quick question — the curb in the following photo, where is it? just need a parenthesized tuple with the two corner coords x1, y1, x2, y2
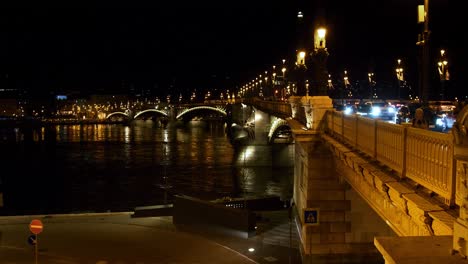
(0, 211, 133, 220)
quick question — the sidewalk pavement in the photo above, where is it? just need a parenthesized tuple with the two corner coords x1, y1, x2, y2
(0, 210, 302, 264)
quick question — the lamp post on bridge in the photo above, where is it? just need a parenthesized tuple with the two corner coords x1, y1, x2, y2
(281, 60, 287, 101)
(437, 49, 449, 101)
(293, 50, 308, 96)
(416, 0, 430, 106)
(298, 25, 333, 130)
(395, 59, 404, 101)
(310, 27, 329, 96)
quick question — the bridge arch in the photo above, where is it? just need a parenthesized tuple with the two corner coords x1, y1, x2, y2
(133, 109, 169, 119)
(268, 118, 293, 144)
(106, 112, 130, 119)
(176, 106, 227, 120)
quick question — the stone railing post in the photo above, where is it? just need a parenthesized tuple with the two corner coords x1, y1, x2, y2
(288, 96, 303, 123)
(288, 95, 333, 131)
(302, 96, 333, 131)
(452, 105, 468, 257)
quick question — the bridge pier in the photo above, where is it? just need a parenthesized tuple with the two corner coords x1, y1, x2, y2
(292, 129, 394, 263)
(289, 96, 401, 263)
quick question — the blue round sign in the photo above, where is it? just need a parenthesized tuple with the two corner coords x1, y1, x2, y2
(28, 234, 37, 246)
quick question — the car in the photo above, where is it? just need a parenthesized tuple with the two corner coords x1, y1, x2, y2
(356, 103, 372, 116)
(397, 102, 454, 130)
(396, 105, 411, 124)
(358, 101, 396, 120)
(335, 104, 357, 115)
(433, 106, 456, 132)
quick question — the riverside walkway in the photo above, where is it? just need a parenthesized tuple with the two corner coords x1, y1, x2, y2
(0, 210, 301, 264)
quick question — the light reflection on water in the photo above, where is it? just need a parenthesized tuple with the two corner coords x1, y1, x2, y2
(0, 120, 294, 215)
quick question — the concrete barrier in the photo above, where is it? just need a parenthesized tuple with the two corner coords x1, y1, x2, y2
(132, 204, 173, 218)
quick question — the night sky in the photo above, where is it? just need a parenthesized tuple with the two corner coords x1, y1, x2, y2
(1, 1, 464, 99)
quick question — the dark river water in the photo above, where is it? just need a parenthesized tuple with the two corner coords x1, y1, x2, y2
(0, 120, 294, 216)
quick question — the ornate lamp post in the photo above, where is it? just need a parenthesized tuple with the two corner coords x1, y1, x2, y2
(281, 66, 287, 100)
(343, 70, 351, 103)
(416, 0, 430, 105)
(327, 74, 333, 91)
(437, 49, 449, 100)
(368, 72, 376, 99)
(294, 50, 308, 96)
(395, 59, 404, 100)
(311, 27, 329, 96)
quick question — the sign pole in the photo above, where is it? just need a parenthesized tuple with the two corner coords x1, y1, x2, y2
(303, 208, 319, 264)
(309, 227, 312, 264)
(29, 219, 43, 264)
(35, 234, 38, 264)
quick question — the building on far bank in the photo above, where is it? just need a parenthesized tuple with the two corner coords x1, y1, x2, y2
(0, 99, 18, 117)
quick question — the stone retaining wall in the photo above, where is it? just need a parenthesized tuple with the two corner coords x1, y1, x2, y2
(323, 134, 455, 237)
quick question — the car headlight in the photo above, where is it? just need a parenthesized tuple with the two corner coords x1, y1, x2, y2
(371, 106, 381, 116)
(344, 107, 352, 115)
(436, 118, 444, 126)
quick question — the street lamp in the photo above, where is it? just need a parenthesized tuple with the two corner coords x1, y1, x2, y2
(311, 27, 329, 96)
(315, 28, 326, 49)
(327, 74, 333, 90)
(297, 51, 306, 65)
(281, 67, 287, 100)
(343, 70, 351, 101)
(259, 79, 263, 98)
(437, 49, 449, 100)
(395, 59, 404, 100)
(368, 72, 376, 99)
(416, 0, 430, 106)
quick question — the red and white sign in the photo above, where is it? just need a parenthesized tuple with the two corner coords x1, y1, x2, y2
(29, 219, 43, 235)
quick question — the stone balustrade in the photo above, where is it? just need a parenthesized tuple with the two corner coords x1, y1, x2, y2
(326, 110, 456, 206)
(244, 98, 292, 118)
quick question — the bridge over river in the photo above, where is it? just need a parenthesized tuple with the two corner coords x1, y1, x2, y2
(102, 102, 228, 122)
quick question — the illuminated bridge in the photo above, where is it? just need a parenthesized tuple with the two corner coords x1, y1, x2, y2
(102, 103, 228, 122)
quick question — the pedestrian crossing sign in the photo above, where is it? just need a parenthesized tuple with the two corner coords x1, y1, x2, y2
(303, 208, 319, 226)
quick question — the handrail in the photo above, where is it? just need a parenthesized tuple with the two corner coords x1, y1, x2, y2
(326, 110, 455, 206)
(243, 98, 292, 118)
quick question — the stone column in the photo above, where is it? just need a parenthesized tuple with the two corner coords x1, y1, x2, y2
(288, 96, 306, 125)
(302, 96, 333, 130)
(288, 94, 341, 262)
(452, 105, 468, 258)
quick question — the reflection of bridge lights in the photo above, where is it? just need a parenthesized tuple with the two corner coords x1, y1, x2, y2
(124, 126, 130, 143)
(240, 146, 255, 162)
(163, 130, 169, 143)
(254, 112, 262, 122)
